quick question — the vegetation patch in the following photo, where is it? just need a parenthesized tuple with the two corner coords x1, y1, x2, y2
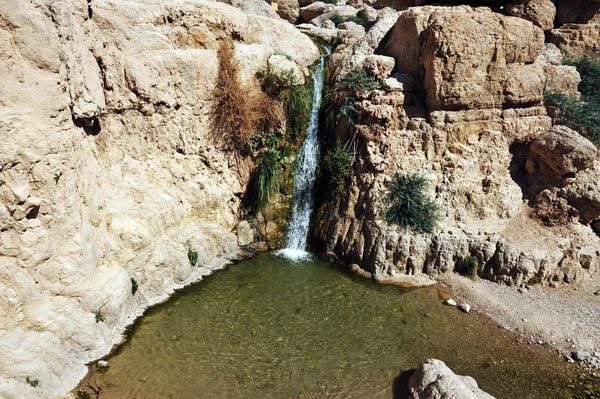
(26, 377, 40, 388)
(188, 249, 198, 266)
(323, 141, 354, 195)
(95, 308, 104, 323)
(330, 13, 364, 26)
(463, 255, 479, 279)
(130, 277, 138, 295)
(326, 69, 380, 128)
(254, 150, 282, 211)
(544, 56, 600, 145)
(385, 173, 439, 233)
(76, 391, 91, 399)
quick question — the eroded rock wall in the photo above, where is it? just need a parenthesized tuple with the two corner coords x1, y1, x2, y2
(314, 6, 600, 289)
(0, 0, 318, 397)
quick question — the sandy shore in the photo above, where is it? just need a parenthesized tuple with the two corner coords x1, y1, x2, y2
(442, 273, 600, 370)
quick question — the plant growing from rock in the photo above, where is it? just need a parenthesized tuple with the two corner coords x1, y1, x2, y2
(323, 141, 353, 194)
(330, 13, 364, 26)
(464, 255, 479, 279)
(385, 173, 439, 233)
(544, 56, 600, 145)
(77, 391, 91, 399)
(130, 277, 138, 295)
(26, 377, 40, 387)
(188, 249, 198, 266)
(95, 308, 104, 323)
(254, 149, 282, 211)
(326, 69, 380, 126)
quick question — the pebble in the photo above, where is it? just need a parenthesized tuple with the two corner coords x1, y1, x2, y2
(97, 360, 108, 368)
(458, 303, 471, 313)
(444, 298, 457, 306)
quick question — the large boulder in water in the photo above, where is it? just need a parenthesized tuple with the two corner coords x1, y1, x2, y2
(409, 359, 496, 399)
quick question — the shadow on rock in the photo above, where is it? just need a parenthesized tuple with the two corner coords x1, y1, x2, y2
(392, 368, 416, 399)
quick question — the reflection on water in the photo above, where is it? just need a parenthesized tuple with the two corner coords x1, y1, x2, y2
(87, 254, 591, 399)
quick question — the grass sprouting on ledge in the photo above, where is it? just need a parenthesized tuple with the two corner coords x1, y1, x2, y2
(323, 141, 354, 195)
(544, 56, 600, 146)
(385, 173, 439, 234)
(256, 67, 313, 140)
(325, 69, 380, 128)
(254, 149, 282, 211)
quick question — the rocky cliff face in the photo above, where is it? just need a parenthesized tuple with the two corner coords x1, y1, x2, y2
(313, 5, 600, 288)
(0, 0, 318, 397)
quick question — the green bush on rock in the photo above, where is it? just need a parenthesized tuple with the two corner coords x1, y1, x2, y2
(545, 56, 600, 145)
(385, 174, 439, 233)
(254, 150, 282, 211)
(323, 142, 353, 194)
(188, 249, 198, 266)
(464, 255, 479, 279)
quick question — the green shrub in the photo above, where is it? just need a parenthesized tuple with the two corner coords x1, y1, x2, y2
(545, 56, 600, 145)
(330, 13, 364, 26)
(26, 377, 40, 388)
(77, 391, 91, 399)
(544, 91, 600, 145)
(323, 142, 353, 194)
(130, 277, 138, 295)
(256, 67, 313, 138)
(327, 69, 380, 125)
(385, 173, 439, 233)
(95, 308, 104, 323)
(565, 56, 600, 100)
(321, 0, 338, 4)
(188, 249, 198, 266)
(254, 150, 281, 210)
(464, 255, 479, 279)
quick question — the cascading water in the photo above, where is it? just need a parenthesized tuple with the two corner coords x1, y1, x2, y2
(277, 48, 329, 261)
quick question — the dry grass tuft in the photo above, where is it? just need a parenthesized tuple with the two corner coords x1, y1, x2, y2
(210, 41, 283, 151)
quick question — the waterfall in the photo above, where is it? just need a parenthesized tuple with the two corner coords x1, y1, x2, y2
(277, 48, 329, 261)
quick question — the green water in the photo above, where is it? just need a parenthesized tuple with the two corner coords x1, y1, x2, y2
(88, 254, 593, 399)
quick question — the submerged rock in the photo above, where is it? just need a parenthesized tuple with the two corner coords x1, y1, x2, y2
(458, 303, 471, 313)
(409, 359, 496, 399)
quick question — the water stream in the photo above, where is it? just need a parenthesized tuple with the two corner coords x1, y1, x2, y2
(83, 255, 592, 399)
(277, 48, 329, 261)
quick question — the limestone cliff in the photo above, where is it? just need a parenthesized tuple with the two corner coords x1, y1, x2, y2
(312, 6, 600, 288)
(0, 0, 318, 397)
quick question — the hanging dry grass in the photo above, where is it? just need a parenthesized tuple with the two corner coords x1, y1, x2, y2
(210, 41, 283, 151)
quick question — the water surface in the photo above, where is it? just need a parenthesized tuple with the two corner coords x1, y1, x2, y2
(88, 254, 592, 399)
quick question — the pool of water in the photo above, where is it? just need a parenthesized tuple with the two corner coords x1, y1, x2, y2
(85, 254, 594, 399)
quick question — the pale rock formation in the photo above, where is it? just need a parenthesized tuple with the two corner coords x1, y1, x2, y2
(0, 0, 318, 398)
(310, 6, 359, 27)
(315, 4, 599, 289)
(530, 126, 598, 176)
(505, 0, 556, 31)
(272, 0, 301, 23)
(537, 44, 581, 98)
(409, 359, 496, 399)
(549, 24, 600, 58)
(299, 1, 334, 22)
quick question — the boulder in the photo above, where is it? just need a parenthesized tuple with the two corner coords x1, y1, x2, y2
(505, 0, 557, 31)
(358, 5, 379, 22)
(530, 126, 598, 176)
(310, 6, 359, 27)
(237, 221, 255, 246)
(273, 0, 300, 23)
(299, 1, 333, 22)
(543, 65, 581, 98)
(409, 359, 496, 399)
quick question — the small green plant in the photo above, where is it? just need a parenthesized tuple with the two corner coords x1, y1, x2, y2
(464, 255, 479, 279)
(321, 0, 338, 4)
(385, 173, 439, 233)
(323, 142, 353, 194)
(95, 308, 104, 323)
(130, 277, 138, 295)
(26, 377, 40, 388)
(330, 13, 364, 26)
(327, 70, 381, 125)
(256, 67, 313, 138)
(545, 56, 600, 145)
(188, 249, 198, 266)
(254, 150, 281, 210)
(77, 391, 91, 399)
